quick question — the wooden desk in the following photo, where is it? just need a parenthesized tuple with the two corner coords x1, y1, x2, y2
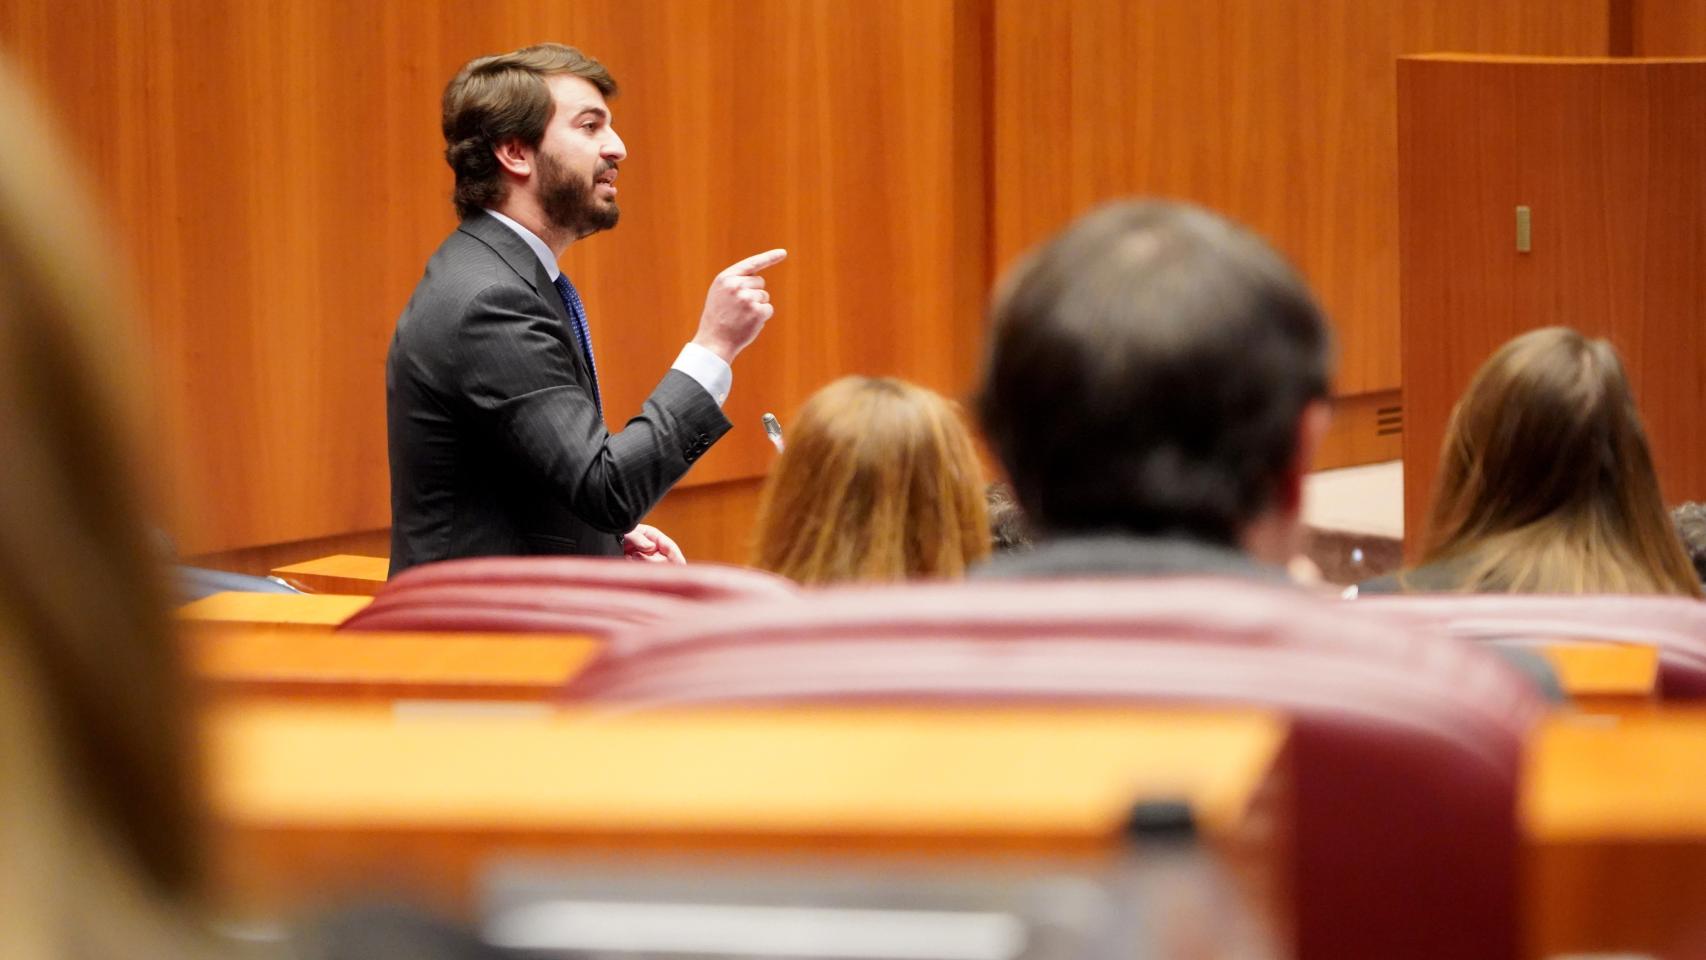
(178, 591, 371, 631)
(1531, 641, 1658, 713)
(188, 626, 601, 701)
(1525, 711, 1706, 957)
(271, 554, 389, 596)
(210, 704, 1291, 924)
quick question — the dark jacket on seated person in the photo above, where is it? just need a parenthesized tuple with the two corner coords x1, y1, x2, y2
(978, 533, 1565, 702)
(976, 532, 1290, 584)
(1354, 556, 1479, 596)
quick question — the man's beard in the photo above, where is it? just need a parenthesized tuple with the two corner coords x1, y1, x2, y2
(538, 149, 619, 238)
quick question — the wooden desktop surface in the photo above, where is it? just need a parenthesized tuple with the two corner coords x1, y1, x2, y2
(209, 704, 1290, 916)
(178, 591, 372, 630)
(1525, 711, 1706, 957)
(1531, 642, 1658, 711)
(270, 554, 390, 596)
(188, 625, 601, 701)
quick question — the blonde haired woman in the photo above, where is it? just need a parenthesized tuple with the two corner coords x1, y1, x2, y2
(752, 376, 990, 585)
(1361, 327, 1699, 596)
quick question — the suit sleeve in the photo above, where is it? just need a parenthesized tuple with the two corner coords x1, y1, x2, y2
(454, 280, 732, 533)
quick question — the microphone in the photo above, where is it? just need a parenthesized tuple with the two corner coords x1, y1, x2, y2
(761, 412, 785, 453)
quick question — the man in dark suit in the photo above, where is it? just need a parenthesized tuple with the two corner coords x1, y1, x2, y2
(387, 43, 784, 575)
(974, 200, 1333, 581)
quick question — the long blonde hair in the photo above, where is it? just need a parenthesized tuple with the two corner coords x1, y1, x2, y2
(752, 377, 990, 585)
(1415, 327, 1700, 596)
(0, 57, 234, 959)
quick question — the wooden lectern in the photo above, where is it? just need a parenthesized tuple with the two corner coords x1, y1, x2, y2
(1397, 55, 1706, 549)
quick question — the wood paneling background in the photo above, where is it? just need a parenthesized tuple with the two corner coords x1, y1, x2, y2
(0, 0, 987, 556)
(1632, 0, 1706, 55)
(3, 0, 1690, 564)
(990, 0, 1608, 399)
(1397, 55, 1706, 547)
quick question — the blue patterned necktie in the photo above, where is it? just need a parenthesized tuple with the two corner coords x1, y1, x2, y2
(551, 273, 602, 416)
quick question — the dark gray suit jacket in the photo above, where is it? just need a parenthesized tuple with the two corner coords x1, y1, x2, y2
(386, 212, 731, 575)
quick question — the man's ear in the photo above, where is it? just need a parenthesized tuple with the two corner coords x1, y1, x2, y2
(1277, 399, 1333, 515)
(492, 138, 532, 179)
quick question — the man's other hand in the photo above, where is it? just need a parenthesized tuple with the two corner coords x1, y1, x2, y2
(692, 248, 787, 364)
(623, 523, 686, 564)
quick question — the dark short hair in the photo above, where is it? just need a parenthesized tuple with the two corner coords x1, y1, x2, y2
(976, 200, 1331, 544)
(985, 482, 1032, 552)
(441, 43, 616, 220)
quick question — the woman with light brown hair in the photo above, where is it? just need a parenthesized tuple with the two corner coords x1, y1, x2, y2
(1360, 327, 1700, 596)
(751, 376, 990, 585)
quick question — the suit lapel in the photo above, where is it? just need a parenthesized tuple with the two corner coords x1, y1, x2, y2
(459, 211, 546, 293)
(458, 212, 591, 376)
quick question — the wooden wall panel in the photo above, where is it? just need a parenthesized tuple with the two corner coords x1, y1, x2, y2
(1, 0, 1639, 559)
(0, 2, 466, 553)
(1311, 390, 1403, 472)
(0, 0, 986, 553)
(991, 0, 1608, 399)
(1632, 0, 1706, 54)
(1397, 55, 1706, 549)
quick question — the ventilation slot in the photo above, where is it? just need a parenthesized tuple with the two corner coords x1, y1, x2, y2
(1375, 404, 1403, 438)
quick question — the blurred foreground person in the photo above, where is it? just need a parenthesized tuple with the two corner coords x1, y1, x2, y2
(752, 376, 989, 585)
(976, 200, 1332, 580)
(1360, 328, 1700, 596)
(0, 60, 501, 960)
(0, 57, 229, 960)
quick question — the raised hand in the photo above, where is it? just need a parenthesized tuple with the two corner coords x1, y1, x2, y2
(692, 248, 787, 364)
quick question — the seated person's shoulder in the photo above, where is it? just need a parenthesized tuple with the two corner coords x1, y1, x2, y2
(1355, 558, 1471, 596)
(1353, 572, 1402, 595)
(293, 903, 515, 960)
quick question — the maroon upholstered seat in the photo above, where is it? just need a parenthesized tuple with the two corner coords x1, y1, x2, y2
(567, 577, 1544, 960)
(380, 555, 799, 601)
(1355, 592, 1706, 699)
(339, 557, 799, 635)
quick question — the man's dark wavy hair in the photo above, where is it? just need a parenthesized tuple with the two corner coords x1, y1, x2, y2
(441, 43, 616, 220)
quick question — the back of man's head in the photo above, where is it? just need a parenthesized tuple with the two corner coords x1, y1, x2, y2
(976, 200, 1332, 548)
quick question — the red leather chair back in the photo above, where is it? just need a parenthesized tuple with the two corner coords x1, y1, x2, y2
(340, 557, 799, 635)
(568, 577, 1544, 960)
(1355, 592, 1706, 699)
(382, 555, 799, 601)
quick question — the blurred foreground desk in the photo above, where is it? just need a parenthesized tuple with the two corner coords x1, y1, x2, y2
(179, 591, 371, 631)
(1531, 642, 1658, 713)
(211, 704, 1292, 955)
(188, 626, 600, 701)
(271, 554, 389, 596)
(1526, 712, 1706, 957)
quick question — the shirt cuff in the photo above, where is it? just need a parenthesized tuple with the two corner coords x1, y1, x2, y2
(671, 342, 733, 407)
